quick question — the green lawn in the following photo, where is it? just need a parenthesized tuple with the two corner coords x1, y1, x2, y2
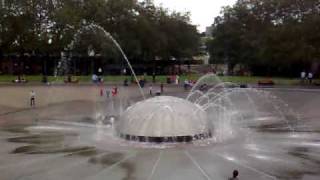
(0, 75, 307, 85)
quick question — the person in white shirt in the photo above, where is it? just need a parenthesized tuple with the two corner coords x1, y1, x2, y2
(175, 75, 180, 85)
(149, 85, 153, 95)
(308, 72, 313, 84)
(30, 90, 36, 107)
(92, 74, 97, 83)
(300, 71, 306, 84)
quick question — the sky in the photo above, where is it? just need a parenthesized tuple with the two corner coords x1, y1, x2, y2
(153, 0, 237, 32)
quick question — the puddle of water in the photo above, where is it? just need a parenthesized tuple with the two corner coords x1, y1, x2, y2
(89, 152, 136, 180)
(8, 134, 67, 144)
(1, 125, 31, 134)
(12, 145, 96, 155)
(89, 153, 125, 166)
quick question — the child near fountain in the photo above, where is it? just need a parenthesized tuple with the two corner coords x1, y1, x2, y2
(112, 86, 118, 97)
(160, 83, 164, 93)
(149, 85, 153, 95)
(30, 90, 36, 108)
(105, 88, 110, 98)
(228, 170, 239, 180)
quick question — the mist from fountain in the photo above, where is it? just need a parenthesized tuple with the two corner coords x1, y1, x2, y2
(106, 73, 299, 145)
(40, 24, 300, 147)
(55, 23, 146, 99)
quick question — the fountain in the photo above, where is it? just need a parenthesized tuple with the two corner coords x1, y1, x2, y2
(117, 96, 211, 143)
(110, 73, 299, 146)
(0, 25, 320, 180)
(58, 23, 146, 99)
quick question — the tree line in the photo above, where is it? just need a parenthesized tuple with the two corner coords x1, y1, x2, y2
(0, 0, 200, 63)
(207, 0, 320, 77)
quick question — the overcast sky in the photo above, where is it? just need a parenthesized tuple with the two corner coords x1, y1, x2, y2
(153, 0, 237, 32)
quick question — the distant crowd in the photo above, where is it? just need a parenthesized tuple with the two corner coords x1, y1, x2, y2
(300, 71, 314, 84)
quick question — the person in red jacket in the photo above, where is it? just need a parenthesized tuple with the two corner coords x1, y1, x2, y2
(112, 86, 118, 97)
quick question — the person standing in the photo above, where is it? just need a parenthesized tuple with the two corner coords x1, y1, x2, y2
(100, 88, 104, 97)
(30, 90, 36, 107)
(115, 86, 118, 95)
(175, 75, 180, 85)
(152, 72, 156, 83)
(184, 79, 189, 90)
(300, 71, 306, 84)
(98, 67, 102, 75)
(149, 85, 153, 96)
(92, 74, 98, 83)
(98, 68, 103, 82)
(308, 72, 313, 84)
(160, 83, 164, 94)
(112, 86, 118, 97)
(106, 88, 110, 98)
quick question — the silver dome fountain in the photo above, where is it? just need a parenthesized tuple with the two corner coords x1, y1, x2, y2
(117, 96, 211, 143)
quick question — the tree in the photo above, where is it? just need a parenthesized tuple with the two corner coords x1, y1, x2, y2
(0, 0, 201, 75)
(208, 0, 320, 76)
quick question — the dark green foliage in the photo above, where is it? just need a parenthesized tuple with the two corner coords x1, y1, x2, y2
(0, 0, 200, 61)
(207, 0, 320, 76)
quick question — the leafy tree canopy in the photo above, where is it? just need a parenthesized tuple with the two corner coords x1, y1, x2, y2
(0, 0, 200, 61)
(207, 0, 320, 76)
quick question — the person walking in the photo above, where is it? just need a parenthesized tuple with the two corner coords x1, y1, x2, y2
(30, 90, 36, 108)
(308, 72, 313, 84)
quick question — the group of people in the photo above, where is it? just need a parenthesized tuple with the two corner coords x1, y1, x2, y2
(300, 71, 314, 84)
(12, 75, 28, 83)
(101, 86, 118, 98)
(148, 83, 164, 96)
(167, 75, 180, 84)
(92, 74, 104, 84)
(184, 79, 196, 90)
(29, 86, 119, 108)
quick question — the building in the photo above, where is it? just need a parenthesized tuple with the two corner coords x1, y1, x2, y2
(205, 26, 213, 37)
